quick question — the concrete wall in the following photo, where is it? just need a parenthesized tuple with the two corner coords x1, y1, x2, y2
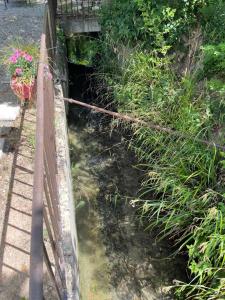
(54, 39, 80, 300)
(60, 17, 101, 34)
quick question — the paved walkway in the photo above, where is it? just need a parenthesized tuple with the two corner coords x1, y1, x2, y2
(0, 108, 36, 299)
(0, 2, 55, 299)
(0, 0, 44, 157)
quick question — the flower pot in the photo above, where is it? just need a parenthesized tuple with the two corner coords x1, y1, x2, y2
(10, 76, 36, 102)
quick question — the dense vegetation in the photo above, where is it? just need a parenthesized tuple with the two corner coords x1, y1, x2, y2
(95, 1, 225, 299)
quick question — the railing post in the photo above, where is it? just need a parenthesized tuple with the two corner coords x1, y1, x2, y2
(29, 34, 46, 300)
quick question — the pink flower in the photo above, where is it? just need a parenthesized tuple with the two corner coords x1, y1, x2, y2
(9, 55, 17, 63)
(23, 54, 33, 62)
(15, 68, 23, 75)
(14, 49, 22, 59)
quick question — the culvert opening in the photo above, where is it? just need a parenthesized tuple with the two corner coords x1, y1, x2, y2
(66, 36, 187, 300)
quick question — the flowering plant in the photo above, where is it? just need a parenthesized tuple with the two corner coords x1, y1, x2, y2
(2, 43, 39, 101)
(5, 48, 37, 84)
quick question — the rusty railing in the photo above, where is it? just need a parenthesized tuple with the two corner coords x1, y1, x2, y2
(29, 2, 67, 299)
(57, 0, 102, 18)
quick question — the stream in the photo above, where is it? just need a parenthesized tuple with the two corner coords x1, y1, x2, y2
(68, 63, 186, 300)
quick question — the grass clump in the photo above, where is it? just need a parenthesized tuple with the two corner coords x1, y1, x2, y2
(95, 0, 225, 298)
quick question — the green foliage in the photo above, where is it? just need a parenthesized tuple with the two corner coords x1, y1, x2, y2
(100, 0, 144, 45)
(200, 0, 225, 43)
(96, 0, 225, 299)
(134, 0, 202, 49)
(100, 0, 196, 52)
(56, 25, 66, 46)
(201, 43, 225, 78)
(176, 204, 225, 299)
(135, 1, 180, 51)
(67, 35, 99, 66)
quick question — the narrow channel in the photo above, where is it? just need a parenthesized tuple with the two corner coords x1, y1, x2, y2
(67, 63, 186, 300)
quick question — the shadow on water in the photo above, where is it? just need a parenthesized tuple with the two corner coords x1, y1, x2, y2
(68, 63, 187, 300)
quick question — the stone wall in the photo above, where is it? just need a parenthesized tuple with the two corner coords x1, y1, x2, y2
(54, 39, 80, 300)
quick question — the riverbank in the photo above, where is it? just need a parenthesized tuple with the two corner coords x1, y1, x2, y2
(67, 62, 187, 299)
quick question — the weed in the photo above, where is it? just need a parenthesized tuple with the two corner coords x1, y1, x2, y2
(95, 0, 225, 299)
(27, 133, 35, 149)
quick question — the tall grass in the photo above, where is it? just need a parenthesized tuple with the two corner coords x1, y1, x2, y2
(96, 0, 225, 299)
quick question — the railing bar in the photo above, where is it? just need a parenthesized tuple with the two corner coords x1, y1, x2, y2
(44, 152, 59, 214)
(82, 0, 84, 19)
(44, 147, 57, 185)
(44, 176, 61, 239)
(70, 0, 73, 15)
(43, 141, 55, 182)
(44, 156, 61, 223)
(43, 244, 63, 300)
(47, 11, 55, 60)
(45, 14, 53, 64)
(43, 135, 60, 221)
(43, 206, 65, 286)
(43, 203, 57, 253)
(53, 0, 57, 15)
(29, 34, 45, 300)
(65, 0, 68, 13)
(43, 91, 58, 196)
(44, 72, 57, 156)
(44, 148, 55, 199)
(45, 97, 57, 159)
(48, 0, 57, 48)
(61, 0, 63, 15)
(44, 168, 58, 211)
(44, 136, 57, 175)
(58, 0, 62, 15)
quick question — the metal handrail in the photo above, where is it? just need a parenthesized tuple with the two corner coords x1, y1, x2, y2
(29, 33, 45, 300)
(30, 0, 104, 297)
(57, 0, 102, 18)
(29, 3, 66, 299)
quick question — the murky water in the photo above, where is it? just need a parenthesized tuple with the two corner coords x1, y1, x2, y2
(69, 113, 186, 300)
(68, 64, 186, 300)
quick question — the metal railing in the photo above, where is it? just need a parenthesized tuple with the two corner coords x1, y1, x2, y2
(57, 0, 102, 18)
(29, 2, 67, 299)
(30, 0, 105, 296)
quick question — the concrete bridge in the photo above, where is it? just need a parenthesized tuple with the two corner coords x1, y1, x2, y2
(0, 0, 104, 299)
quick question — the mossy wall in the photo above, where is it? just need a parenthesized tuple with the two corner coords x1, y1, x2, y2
(66, 34, 99, 67)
